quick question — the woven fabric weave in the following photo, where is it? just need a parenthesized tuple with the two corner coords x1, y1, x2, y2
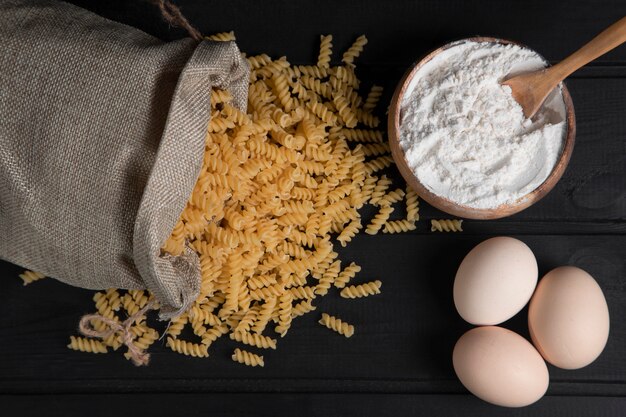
(0, 0, 249, 318)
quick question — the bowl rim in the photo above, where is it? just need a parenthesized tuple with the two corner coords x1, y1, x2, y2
(387, 36, 577, 220)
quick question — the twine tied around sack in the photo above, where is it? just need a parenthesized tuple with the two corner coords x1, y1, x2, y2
(78, 300, 158, 366)
(149, 0, 203, 41)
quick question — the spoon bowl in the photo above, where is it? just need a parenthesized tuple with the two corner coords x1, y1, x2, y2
(387, 37, 576, 220)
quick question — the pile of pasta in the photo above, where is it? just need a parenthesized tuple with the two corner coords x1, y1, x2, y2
(55, 33, 464, 366)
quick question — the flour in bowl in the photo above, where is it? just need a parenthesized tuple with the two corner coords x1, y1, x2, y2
(399, 41, 567, 209)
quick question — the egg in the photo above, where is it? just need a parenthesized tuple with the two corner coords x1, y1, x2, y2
(453, 326, 549, 407)
(528, 266, 609, 369)
(454, 237, 538, 325)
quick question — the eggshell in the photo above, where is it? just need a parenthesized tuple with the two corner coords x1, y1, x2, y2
(528, 266, 610, 370)
(454, 237, 538, 325)
(453, 326, 549, 407)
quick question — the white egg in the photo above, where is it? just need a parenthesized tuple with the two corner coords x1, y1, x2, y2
(454, 236, 538, 325)
(528, 266, 610, 369)
(453, 326, 549, 407)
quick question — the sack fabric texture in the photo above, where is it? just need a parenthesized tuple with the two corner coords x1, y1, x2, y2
(0, 0, 249, 318)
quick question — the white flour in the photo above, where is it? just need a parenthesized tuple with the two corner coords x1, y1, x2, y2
(400, 41, 567, 209)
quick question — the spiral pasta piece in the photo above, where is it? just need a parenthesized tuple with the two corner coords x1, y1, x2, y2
(339, 128, 384, 143)
(166, 337, 209, 358)
(291, 299, 316, 318)
(405, 187, 419, 221)
(377, 188, 405, 207)
(201, 323, 229, 346)
(318, 313, 354, 338)
(247, 273, 278, 290)
(307, 99, 338, 125)
(250, 283, 285, 301)
(93, 290, 119, 319)
(365, 155, 393, 174)
(220, 268, 243, 317)
(363, 85, 383, 112)
(361, 142, 390, 157)
(311, 249, 339, 279)
(274, 293, 293, 336)
(247, 54, 273, 70)
(337, 219, 362, 247)
(430, 219, 463, 232)
(191, 318, 209, 339)
(271, 73, 294, 112)
(121, 293, 143, 317)
(166, 314, 188, 338)
(333, 95, 357, 128)
(365, 205, 394, 235)
(129, 289, 150, 309)
(315, 260, 340, 295)
(341, 35, 368, 67)
(369, 175, 392, 204)
(289, 285, 317, 300)
(211, 88, 233, 106)
(383, 219, 417, 234)
(251, 297, 277, 334)
(189, 306, 222, 327)
(19, 270, 46, 286)
(234, 306, 259, 333)
(317, 35, 333, 68)
(230, 331, 277, 349)
(334, 262, 361, 289)
(340, 280, 382, 299)
(68, 336, 108, 353)
(232, 348, 264, 367)
(205, 31, 236, 42)
(300, 75, 333, 100)
(208, 117, 236, 133)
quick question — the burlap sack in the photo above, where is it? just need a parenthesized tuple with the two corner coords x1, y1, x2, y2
(0, 0, 249, 319)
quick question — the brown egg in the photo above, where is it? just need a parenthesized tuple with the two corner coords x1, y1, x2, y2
(454, 237, 538, 325)
(453, 326, 549, 407)
(528, 266, 610, 369)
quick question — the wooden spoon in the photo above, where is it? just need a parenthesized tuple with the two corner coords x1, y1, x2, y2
(503, 16, 626, 119)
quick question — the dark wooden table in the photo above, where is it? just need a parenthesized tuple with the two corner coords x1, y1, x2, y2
(1, 1, 626, 415)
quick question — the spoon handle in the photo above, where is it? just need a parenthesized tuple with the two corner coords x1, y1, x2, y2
(551, 16, 626, 80)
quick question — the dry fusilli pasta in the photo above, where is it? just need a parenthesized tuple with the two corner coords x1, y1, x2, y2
(383, 219, 417, 234)
(205, 31, 236, 41)
(61, 32, 428, 367)
(232, 348, 264, 367)
(68, 336, 107, 353)
(319, 313, 354, 338)
(365, 205, 394, 235)
(363, 85, 383, 112)
(405, 187, 419, 221)
(340, 280, 382, 299)
(342, 35, 368, 67)
(334, 262, 361, 289)
(166, 337, 209, 358)
(230, 330, 277, 349)
(19, 270, 46, 286)
(291, 299, 316, 317)
(317, 35, 333, 68)
(430, 219, 463, 232)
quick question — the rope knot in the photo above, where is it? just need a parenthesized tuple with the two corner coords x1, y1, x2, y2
(78, 300, 157, 366)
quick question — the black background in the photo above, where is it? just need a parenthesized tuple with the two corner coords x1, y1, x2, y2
(1, 1, 626, 416)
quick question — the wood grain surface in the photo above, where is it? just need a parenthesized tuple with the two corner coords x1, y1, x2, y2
(1, 0, 625, 416)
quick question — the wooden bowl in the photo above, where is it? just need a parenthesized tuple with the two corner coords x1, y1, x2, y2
(388, 37, 576, 220)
